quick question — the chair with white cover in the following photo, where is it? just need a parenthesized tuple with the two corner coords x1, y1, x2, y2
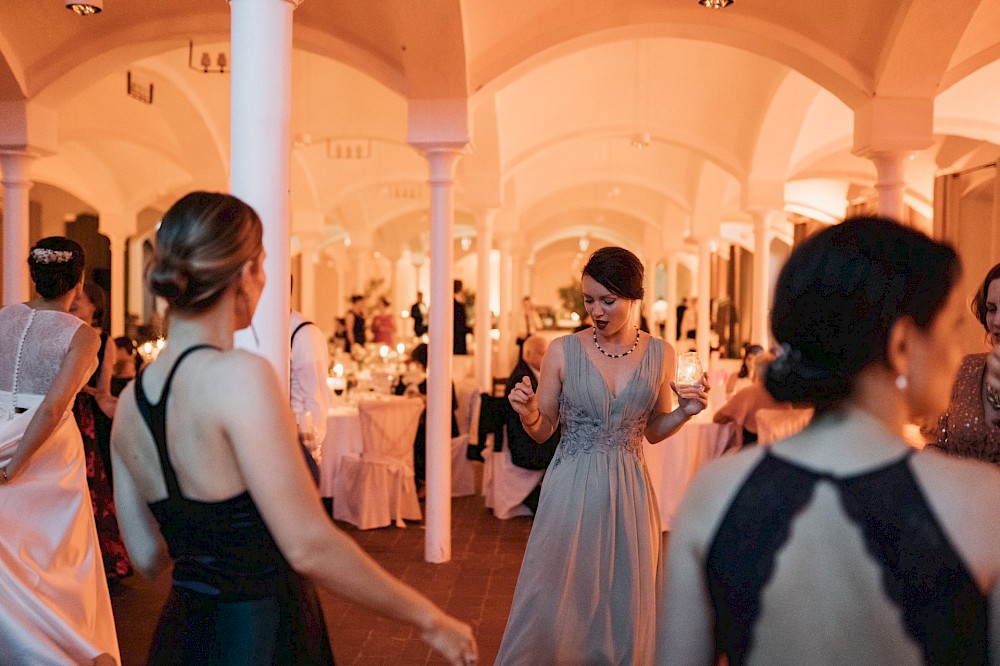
(334, 397, 424, 529)
(482, 428, 544, 520)
(449, 381, 480, 497)
(756, 407, 814, 445)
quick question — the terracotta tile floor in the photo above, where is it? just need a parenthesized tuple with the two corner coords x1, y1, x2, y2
(111, 488, 534, 665)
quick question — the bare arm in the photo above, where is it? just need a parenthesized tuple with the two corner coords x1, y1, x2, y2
(507, 337, 564, 443)
(645, 342, 708, 443)
(110, 390, 172, 578)
(3, 325, 99, 480)
(217, 354, 476, 665)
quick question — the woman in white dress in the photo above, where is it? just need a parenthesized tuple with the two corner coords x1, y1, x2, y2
(0, 237, 120, 665)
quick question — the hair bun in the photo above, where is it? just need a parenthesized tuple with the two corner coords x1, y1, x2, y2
(147, 259, 190, 304)
(765, 345, 851, 407)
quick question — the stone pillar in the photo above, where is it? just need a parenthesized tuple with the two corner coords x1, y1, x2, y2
(1, 151, 36, 305)
(496, 234, 514, 376)
(474, 208, 496, 392)
(751, 210, 772, 347)
(127, 235, 146, 322)
(643, 255, 658, 329)
(420, 146, 464, 564)
(298, 235, 320, 320)
(666, 253, 679, 344)
(229, 0, 302, 388)
(108, 231, 126, 336)
(870, 150, 916, 222)
(696, 241, 712, 365)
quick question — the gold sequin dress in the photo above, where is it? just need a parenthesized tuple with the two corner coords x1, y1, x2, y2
(934, 353, 1000, 464)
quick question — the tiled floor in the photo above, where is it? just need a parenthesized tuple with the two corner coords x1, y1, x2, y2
(111, 489, 534, 665)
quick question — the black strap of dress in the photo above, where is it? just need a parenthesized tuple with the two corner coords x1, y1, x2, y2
(134, 344, 220, 502)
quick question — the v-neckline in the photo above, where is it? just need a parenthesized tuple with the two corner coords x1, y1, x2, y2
(575, 332, 652, 401)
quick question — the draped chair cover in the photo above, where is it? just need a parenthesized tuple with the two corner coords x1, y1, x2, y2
(333, 398, 424, 529)
(482, 428, 544, 520)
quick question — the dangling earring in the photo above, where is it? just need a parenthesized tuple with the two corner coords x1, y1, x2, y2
(895, 375, 908, 391)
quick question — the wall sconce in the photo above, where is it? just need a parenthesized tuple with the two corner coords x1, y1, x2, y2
(189, 39, 228, 74)
(66, 0, 102, 14)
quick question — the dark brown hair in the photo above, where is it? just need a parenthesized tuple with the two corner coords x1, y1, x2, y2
(28, 237, 85, 299)
(582, 247, 644, 300)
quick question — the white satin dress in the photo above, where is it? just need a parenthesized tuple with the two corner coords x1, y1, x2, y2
(0, 303, 120, 665)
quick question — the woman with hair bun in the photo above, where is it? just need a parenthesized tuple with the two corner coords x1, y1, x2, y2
(660, 217, 1000, 665)
(500, 246, 708, 664)
(111, 191, 476, 665)
(0, 237, 120, 664)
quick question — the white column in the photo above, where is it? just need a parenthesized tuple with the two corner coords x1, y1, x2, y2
(298, 236, 318, 320)
(870, 150, 915, 222)
(751, 211, 771, 347)
(127, 236, 146, 321)
(229, 0, 300, 388)
(474, 208, 496, 392)
(349, 242, 372, 294)
(108, 231, 126, 336)
(697, 241, 712, 365)
(1, 151, 35, 305)
(496, 234, 514, 376)
(643, 255, 657, 328)
(666, 253, 679, 344)
(422, 147, 463, 564)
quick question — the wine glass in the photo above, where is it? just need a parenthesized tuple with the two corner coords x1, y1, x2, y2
(297, 411, 321, 463)
(675, 351, 704, 386)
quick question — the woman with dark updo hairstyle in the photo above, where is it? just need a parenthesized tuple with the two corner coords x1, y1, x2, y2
(500, 246, 708, 664)
(0, 237, 120, 663)
(111, 191, 476, 665)
(660, 217, 1000, 665)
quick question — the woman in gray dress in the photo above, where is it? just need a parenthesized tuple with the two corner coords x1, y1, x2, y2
(500, 247, 708, 664)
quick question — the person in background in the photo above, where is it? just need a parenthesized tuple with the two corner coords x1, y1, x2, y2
(453, 280, 470, 355)
(934, 260, 1000, 463)
(111, 191, 476, 665)
(713, 352, 790, 447)
(372, 296, 395, 344)
(675, 297, 688, 341)
(0, 237, 120, 664)
(503, 335, 560, 513)
(411, 291, 428, 338)
(345, 294, 367, 354)
(291, 305, 330, 485)
(725, 343, 765, 399)
(516, 296, 544, 360)
(660, 217, 1000, 665)
(112, 336, 140, 397)
(500, 247, 707, 664)
(328, 316, 347, 353)
(70, 280, 132, 581)
(406, 342, 459, 493)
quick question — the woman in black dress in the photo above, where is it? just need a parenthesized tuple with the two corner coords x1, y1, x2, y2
(111, 191, 477, 665)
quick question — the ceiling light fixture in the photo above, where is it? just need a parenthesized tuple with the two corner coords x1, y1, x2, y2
(698, 0, 733, 7)
(66, 0, 102, 15)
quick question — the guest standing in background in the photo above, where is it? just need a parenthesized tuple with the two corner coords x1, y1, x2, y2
(70, 281, 133, 581)
(660, 217, 1000, 665)
(372, 297, 395, 344)
(345, 294, 367, 354)
(515, 296, 544, 360)
(290, 308, 330, 485)
(453, 280, 470, 355)
(934, 261, 1000, 463)
(111, 191, 476, 665)
(499, 247, 707, 664)
(675, 297, 688, 341)
(0, 237, 120, 664)
(111, 336, 140, 397)
(411, 291, 428, 337)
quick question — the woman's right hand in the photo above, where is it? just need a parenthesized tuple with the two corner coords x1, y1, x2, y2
(421, 611, 478, 666)
(507, 375, 538, 417)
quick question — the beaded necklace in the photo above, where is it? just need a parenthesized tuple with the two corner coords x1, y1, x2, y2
(593, 326, 640, 359)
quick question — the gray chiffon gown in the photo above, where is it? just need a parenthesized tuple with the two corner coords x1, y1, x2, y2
(496, 334, 665, 665)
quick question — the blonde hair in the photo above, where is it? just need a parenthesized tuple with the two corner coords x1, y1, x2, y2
(147, 192, 262, 312)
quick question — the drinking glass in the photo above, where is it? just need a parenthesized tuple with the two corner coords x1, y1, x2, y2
(675, 351, 704, 386)
(297, 411, 321, 463)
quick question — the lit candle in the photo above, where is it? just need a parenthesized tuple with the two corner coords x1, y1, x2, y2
(333, 363, 344, 377)
(379, 345, 389, 359)
(396, 343, 405, 355)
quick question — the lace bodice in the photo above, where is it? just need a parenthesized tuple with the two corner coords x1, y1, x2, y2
(551, 334, 663, 467)
(0, 303, 85, 397)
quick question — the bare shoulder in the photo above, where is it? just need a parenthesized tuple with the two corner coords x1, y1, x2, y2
(672, 446, 767, 543)
(70, 322, 101, 351)
(913, 447, 1000, 509)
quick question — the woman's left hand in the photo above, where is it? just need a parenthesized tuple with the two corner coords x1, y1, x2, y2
(672, 376, 709, 417)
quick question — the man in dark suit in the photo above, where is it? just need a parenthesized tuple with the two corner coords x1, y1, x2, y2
(410, 291, 427, 337)
(453, 279, 469, 355)
(504, 335, 560, 512)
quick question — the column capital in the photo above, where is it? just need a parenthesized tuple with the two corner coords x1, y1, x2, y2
(0, 150, 37, 185)
(852, 96, 933, 157)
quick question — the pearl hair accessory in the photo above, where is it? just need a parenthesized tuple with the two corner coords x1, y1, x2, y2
(30, 248, 73, 264)
(895, 375, 908, 390)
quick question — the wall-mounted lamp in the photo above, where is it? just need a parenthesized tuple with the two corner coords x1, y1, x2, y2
(188, 39, 228, 74)
(66, 0, 102, 15)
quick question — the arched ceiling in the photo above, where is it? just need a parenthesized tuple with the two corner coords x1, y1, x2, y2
(1, 0, 999, 267)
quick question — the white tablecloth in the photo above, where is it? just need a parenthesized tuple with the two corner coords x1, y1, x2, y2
(643, 417, 736, 531)
(319, 405, 363, 498)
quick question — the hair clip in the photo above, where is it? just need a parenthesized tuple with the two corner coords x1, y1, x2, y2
(30, 248, 74, 264)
